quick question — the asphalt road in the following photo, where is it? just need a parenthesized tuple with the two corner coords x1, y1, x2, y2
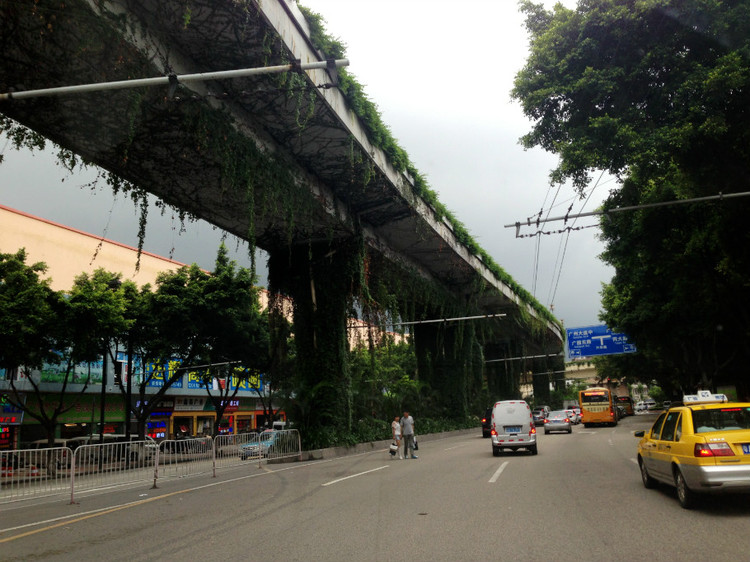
(2, 414, 750, 562)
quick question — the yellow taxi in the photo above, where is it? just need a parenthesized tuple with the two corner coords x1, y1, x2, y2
(635, 391, 750, 508)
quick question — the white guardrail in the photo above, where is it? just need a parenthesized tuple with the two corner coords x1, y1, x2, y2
(0, 429, 301, 504)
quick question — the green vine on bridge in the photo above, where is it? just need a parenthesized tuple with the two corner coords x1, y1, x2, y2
(298, 4, 560, 331)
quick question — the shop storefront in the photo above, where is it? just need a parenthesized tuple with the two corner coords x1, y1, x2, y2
(19, 394, 126, 444)
(1, 394, 24, 450)
(168, 397, 282, 438)
(143, 399, 173, 440)
(3, 390, 284, 445)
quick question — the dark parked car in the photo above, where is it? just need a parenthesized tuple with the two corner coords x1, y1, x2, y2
(532, 408, 547, 426)
(482, 407, 492, 438)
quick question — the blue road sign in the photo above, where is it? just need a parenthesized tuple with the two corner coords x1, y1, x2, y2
(566, 325, 636, 359)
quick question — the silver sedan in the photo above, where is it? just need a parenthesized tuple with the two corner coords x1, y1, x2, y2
(544, 411, 572, 434)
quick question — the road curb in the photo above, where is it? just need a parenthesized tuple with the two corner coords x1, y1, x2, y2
(294, 427, 479, 462)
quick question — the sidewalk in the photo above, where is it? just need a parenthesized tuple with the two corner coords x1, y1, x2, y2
(296, 427, 479, 461)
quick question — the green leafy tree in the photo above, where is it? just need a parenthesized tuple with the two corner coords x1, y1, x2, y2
(1, 256, 129, 447)
(0, 250, 69, 449)
(113, 283, 162, 439)
(512, 0, 750, 396)
(122, 244, 270, 438)
(349, 337, 417, 423)
(113, 280, 150, 439)
(0, 250, 57, 373)
(193, 245, 269, 437)
(68, 269, 130, 443)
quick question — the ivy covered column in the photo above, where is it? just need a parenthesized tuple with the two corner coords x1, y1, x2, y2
(413, 320, 479, 419)
(485, 341, 521, 400)
(268, 239, 363, 441)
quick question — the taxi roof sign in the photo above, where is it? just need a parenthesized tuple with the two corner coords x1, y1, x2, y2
(683, 390, 728, 404)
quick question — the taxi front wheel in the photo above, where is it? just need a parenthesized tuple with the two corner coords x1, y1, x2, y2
(674, 468, 697, 509)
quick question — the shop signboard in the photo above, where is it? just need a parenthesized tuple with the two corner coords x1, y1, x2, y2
(146, 418, 168, 439)
(184, 367, 263, 392)
(221, 399, 240, 413)
(187, 370, 217, 390)
(232, 368, 263, 393)
(35, 350, 103, 384)
(173, 397, 206, 411)
(21, 395, 125, 424)
(0, 425, 12, 448)
(145, 360, 183, 389)
(1, 393, 25, 425)
(115, 351, 143, 383)
(115, 353, 184, 388)
(202, 399, 241, 413)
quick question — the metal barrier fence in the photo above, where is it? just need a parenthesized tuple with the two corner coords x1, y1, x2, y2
(264, 429, 302, 462)
(1, 447, 71, 502)
(157, 437, 214, 479)
(0, 430, 301, 505)
(216, 429, 302, 465)
(70, 439, 158, 501)
(214, 431, 259, 469)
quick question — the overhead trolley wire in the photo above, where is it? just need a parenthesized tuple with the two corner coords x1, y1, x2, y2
(546, 171, 604, 310)
(506, 190, 750, 232)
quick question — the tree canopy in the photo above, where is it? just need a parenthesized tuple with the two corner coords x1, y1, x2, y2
(0, 244, 272, 441)
(0, 249, 57, 372)
(513, 0, 750, 397)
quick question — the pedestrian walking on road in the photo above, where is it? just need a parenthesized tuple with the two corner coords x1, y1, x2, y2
(391, 415, 403, 459)
(400, 410, 417, 459)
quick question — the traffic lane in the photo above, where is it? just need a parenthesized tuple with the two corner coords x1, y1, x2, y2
(454, 417, 750, 562)
(0, 434, 490, 561)
(0, 434, 535, 561)
(0, 458, 347, 560)
(3, 425, 750, 562)
(556, 415, 750, 560)
(314, 424, 750, 562)
(0, 457, 303, 532)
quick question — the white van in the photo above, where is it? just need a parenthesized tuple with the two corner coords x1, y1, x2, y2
(490, 400, 537, 456)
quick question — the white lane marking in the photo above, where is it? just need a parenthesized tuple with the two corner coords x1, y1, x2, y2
(322, 465, 389, 487)
(489, 461, 509, 483)
(630, 458, 638, 465)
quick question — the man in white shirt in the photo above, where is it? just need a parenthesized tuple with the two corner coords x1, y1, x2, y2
(400, 410, 417, 459)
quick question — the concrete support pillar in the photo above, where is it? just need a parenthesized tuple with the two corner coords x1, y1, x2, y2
(413, 320, 480, 419)
(484, 342, 521, 400)
(268, 240, 360, 436)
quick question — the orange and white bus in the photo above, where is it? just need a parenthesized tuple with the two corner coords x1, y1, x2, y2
(615, 395, 634, 416)
(579, 387, 618, 427)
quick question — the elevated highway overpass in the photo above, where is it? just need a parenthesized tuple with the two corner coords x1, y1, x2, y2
(0, 0, 563, 425)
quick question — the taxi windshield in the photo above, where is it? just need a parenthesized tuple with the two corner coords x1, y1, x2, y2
(692, 407, 750, 433)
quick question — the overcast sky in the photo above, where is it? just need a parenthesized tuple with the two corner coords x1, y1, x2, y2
(0, 0, 614, 329)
